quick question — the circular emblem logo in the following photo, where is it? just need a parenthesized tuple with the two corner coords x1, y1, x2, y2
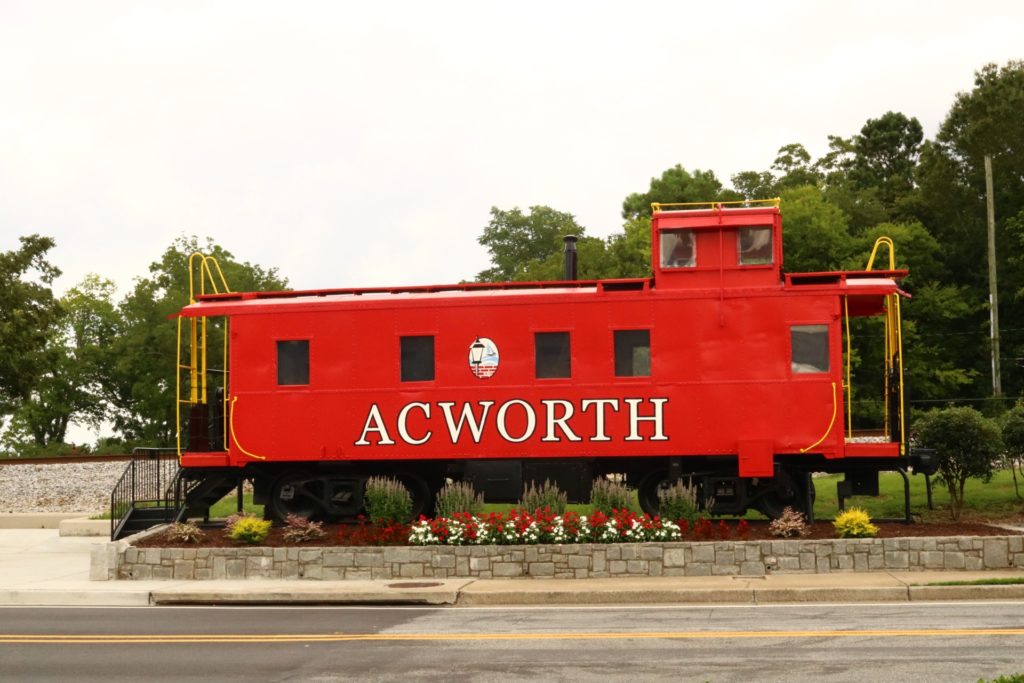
(468, 337, 499, 379)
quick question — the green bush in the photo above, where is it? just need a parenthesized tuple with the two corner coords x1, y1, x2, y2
(519, 479, 567, 515)
(833, 507, 878, 538)
(435, 480, 485, 518)
(364, 476, 413, 524)
(915, 407, 1003, 520)
(165, 521, 205, 544)
(590, 477, 636, 514)
(657, 479, 700, 524)
(227, 516, 273, 544)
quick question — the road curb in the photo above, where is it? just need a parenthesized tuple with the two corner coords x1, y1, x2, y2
(753, 587, 909, 603)
(455, 587, 754, 606)
(908, 584, 1024, 601)
(0, 590, 152, 607)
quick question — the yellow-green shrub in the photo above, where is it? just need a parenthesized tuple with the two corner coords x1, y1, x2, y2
(833, 507, 878, 538)
(228, 516, 273, 544)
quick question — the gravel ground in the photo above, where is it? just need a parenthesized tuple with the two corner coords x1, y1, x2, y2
(0, 461, 127, 514)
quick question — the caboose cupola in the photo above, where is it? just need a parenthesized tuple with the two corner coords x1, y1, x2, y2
(651, 199, 783, 290)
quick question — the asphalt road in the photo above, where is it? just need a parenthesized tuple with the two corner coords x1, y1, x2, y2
(2, 602, 1023, 682)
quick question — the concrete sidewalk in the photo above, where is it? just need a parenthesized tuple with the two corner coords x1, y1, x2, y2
(2, 529, 1024, 607)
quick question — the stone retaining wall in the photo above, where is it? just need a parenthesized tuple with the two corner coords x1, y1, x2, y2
(111, 536, 1024, 581)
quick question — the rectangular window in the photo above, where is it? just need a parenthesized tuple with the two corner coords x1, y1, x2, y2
(660, 230, 696, 268)
(791, 325, 829, 373)
(535, 332, 571, 379)
(738, 226, 773, 265)
(277, 340, 309, 385)
(614, 329, 650, 377)
(401, 336, 435, 382)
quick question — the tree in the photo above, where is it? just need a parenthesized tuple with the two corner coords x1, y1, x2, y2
(1001, 403, 1024, 501)
(476, 206, 593, 282)
(621, 166, 738, 221)
(849, 111, 924, 210)
(2, 276, 118, 453)
(0, 235, 62, 416)
(914, 407, 1003, 520)
(777, 186, 856, 273)
(105, 237, 288, 445)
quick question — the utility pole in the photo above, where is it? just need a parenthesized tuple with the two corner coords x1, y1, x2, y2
(985, 154, 1002, 399)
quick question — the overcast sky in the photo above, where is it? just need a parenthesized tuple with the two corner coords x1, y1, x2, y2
(2, 1, 1023, 297)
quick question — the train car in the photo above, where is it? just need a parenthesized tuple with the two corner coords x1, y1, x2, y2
(172, 199, 934, 522)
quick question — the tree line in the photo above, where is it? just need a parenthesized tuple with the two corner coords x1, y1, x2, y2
(2, 60, 1022, 456)
(476, 60, 1024, 427)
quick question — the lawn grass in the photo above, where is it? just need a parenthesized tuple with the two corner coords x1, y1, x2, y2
(924, 577, 1024, 586)
(812, 468, 1024, 521)
(482, 469, 1024, 522)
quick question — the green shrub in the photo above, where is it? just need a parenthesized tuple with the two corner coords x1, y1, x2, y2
(228, 516, 273, 544)
(519, 479, 567, 515)
(364, 476, 413, 524)
(282, 514, 326, 543)
(833, 507, 878, 538)
(435, 480, 485, 518)
(657, 479, 700, 524)
(590, 476, 636, 514)
(915, 407, 1003, 520)
(1001, 404, 1024, 501)
(769, 506, 810, 538)
(166, 521, 205, 544)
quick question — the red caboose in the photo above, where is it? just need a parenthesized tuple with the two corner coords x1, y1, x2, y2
(171, 200, 931, 522)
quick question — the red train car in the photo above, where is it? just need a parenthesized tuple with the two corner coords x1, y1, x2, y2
(173, 200, 932, 521)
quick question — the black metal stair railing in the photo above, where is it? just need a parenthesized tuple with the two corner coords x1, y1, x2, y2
(110, 448, 181, 540)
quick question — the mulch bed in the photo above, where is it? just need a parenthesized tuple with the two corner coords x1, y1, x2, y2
(135, 519, 1024, 549)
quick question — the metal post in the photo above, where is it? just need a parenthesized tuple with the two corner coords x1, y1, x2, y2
(925, 473, 934, 511)
(985, 154, 1002, 399)
(237, 479, 244, 514)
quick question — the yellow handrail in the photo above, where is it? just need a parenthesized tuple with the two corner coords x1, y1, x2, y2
(864, 236, 906, 455)
(843, 296, 852, 438)
(866, 236, 895, 272)
(176, 252, 233, 459)
(801, 382, 838, 453)
(651, 197, 781, 212)
(229, 396, 267, 460)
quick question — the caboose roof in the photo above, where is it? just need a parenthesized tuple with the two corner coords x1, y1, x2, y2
(176, 267, 906, 319)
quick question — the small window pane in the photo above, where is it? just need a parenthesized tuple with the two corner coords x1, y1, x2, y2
(660, 230, 696, 268)
(277, 340, 309, 385)
(738, 227, 773, 265)
(401, 336, 435, 382)
(614, 330, 650, 377)
(791, 325, 829, 373)
(535, 332, 570, 379)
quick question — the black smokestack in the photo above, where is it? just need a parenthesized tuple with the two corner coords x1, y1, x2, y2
(563, 235, 578, 281)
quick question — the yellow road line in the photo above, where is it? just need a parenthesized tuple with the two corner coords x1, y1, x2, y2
(3, 628, 1024, 644)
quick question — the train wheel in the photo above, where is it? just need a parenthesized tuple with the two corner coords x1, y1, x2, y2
(754, 469, 805, 519)
(269, 472, 325, 521)
(393, 472, 436, 521)
(637, 471, 672, 517)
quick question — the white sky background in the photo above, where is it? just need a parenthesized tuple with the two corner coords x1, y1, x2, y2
(2, 0, 1023, 297)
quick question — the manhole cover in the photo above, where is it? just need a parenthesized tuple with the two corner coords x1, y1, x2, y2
(387, 582, 443, 589)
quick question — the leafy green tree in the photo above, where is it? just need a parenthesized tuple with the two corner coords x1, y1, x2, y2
(778, 185, 856, 273)
(848, 111, 924, 210)
(106, 237, 288, 445)
(476, 206, 597, 282)
(0, 235, 62, 416)
(914, 406, 1003, 520)
(2, 276, 119, 453)
(1001, 403, 1024, 501)
(621, 166, 738, 221)
(772, 143, 822, 191)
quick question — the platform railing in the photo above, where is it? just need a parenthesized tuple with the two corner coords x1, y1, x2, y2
(109, 448, 181, 540)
